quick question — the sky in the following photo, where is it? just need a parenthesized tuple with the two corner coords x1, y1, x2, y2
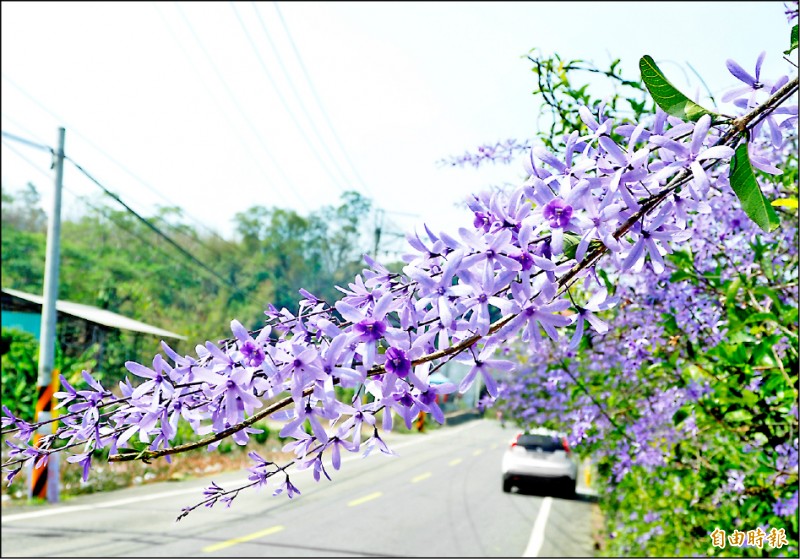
(1, 2, 792, 259)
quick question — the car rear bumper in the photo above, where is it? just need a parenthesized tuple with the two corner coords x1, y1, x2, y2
(501, 459, 577, 480)
(503, 472, 575, 484)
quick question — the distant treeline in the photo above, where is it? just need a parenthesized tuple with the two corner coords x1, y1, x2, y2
(1, 183, 397, 384)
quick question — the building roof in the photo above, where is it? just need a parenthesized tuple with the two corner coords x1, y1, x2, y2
(1, 287, 187, 340)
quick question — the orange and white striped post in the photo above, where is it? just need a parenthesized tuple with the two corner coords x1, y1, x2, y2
(30, 369, 59, 501)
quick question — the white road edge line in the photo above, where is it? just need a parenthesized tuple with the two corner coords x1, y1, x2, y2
(522, 496, 552, 557)
(2, 419, 483, 523)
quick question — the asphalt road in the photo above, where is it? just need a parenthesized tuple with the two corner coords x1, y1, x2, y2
(1, 419, 597, 557)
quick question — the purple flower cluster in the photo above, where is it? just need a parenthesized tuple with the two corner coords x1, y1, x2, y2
(1, 49, 796, 521)
(438, 138, 533, 168)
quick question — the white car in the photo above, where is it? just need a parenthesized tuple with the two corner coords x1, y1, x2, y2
(501, 429, 578, 496)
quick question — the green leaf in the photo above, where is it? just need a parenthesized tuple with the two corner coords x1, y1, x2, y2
(639, 55, 714, 121)
(729, 143, 781, 232)
(673, 408, 689, 425)
(743, 312, 778, 326)
(724, 409, 753, 423)
(785, 24, 798, 55)
(562, 232, 582, 260)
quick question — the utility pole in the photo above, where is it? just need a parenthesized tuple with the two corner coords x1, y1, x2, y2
(31, 127, 65, 502)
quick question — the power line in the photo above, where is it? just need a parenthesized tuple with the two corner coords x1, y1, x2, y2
(1, 122, 231, 257)
(1, 137, 234, 293)
(151, 2, 301, 224)
(271, 2, 375, 198)
(230, 2, 351, 196)
(64, 155, 240, 293)
(1, 74, 233, 246)
(172, 2, 310, 211)
(1, 130, 52, 154)
(267, 3, 411, 256)
(247, 2, 359, 194)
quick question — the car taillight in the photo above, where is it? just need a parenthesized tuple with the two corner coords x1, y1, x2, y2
(562, 437, 571, 454)
(510, 433, 522, 448)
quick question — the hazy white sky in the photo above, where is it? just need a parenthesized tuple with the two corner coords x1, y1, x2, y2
(1, 2, 791, 255)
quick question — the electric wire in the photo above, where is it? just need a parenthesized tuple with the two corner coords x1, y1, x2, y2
(1, 74, 234, 247)
(229, 1, 350, 195)
(1, 121, 230, 258)
(268, 2, 412, 254)
(270, 1, 376, 198)
(172, 2, 310, 211)
(2, 138, 233, 294)
(1, 130, 52, 153)
(151, 1, 303, 227)
(248, 2, 357, 194)
(65, 155, 241, 293)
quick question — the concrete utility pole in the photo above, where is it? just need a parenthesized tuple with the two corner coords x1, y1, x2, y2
(31, 127, 65, 502)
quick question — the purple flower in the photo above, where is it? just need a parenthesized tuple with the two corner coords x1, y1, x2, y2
(53, 375, 79, 410)
(126, 356, 175, 411)
(319, 333, 362, 387)
(202, 481, 224, 499)
(649, 115, 735, 198)
(336, 291, 395, 369)
(66, 452, 92, 482)
(246, 451, 273, 487)
(327, 436, 357, 470)
(385, 347, 412, 378)
(362, 429, 396, 458)
(414, 382, 457, 423)
(460, 228, 523, 273)
(272, 475, 301, 499)
(334, 396, 376, 445)
(569, 290, 617, 349)
(353, 318, 387, 342)
(543, 198, 573, 229)
(773, 491, 798, 517)
(722, 51, 772, 106)
(230, 319, 271, 368)
(279, 395, 337, 444)
(502, 292, 572, 348)
(725, 470, 746, 493)
(575, 195, 623, 261)
(457, 344, 515, 398)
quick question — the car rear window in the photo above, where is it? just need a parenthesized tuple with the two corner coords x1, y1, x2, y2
(517, 434, 562, 452)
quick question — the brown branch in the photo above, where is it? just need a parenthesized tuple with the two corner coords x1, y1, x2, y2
(109, 74, 799, 464)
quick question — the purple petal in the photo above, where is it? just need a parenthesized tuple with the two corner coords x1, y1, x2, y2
(754, 51, 766, 80)
(569, 316, 585, 350)
(334, 301, 364, 324)
(230, 319, 250, 343)
(480, 368, 498, 398)
(458, 367, 478, 394)
(696, 146, 735, 161)
(621, 238, 645, 271)
(533, 146, 567, 173)
(599, 136, 628, 167)
(690, 115, 711, 155)
(726, 59, 756, 85)
(125, 361, 156, 380)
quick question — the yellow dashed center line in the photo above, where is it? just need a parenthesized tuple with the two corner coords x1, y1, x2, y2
(203, 525, 284, 553)
(348, 491, 383, 507)
(449, 458, 462, 466)
(411, 472, 432, 483)
(490, 443, 499, 449)
(473, 449, 483, 456)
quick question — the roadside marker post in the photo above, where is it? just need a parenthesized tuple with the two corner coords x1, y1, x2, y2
(30, 369, 59, 501)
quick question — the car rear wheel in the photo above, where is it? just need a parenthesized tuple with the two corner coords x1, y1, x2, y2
(502, 477, 513, 493)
